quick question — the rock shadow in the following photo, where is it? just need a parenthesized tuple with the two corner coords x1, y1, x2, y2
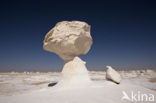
(48, 82, 57, 87)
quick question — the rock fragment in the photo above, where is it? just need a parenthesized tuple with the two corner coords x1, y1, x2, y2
(106, 66, 121, 84)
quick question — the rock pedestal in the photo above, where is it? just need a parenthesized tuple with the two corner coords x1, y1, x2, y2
(58, 57, 91, 87)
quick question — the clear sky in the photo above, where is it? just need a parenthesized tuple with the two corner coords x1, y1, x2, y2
(0, 0, 156, 72)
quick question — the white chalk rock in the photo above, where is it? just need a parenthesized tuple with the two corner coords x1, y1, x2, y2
(106, 66, 121, 84)
(43, 21, 92, 88)
(57, 57, 91, 88)
(43, 21, 92, 61)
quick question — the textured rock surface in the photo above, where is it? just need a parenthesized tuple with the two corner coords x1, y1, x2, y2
(43, 21, 92, 61)
(106, 66, 121, 84)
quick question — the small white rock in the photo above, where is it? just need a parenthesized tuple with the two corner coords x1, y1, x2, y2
(106, 66, 121, 84)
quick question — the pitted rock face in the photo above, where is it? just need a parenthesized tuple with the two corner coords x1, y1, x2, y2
(43, 21, 92, 61)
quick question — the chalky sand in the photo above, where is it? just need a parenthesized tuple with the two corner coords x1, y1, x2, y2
(0, 21, 155, 103)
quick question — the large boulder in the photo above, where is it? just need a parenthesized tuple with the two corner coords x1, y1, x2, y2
(106, 66, 121, 84)
(43, 21, 92, 61)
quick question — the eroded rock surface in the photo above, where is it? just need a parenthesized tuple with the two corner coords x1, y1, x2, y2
(43, 21, 92, 61)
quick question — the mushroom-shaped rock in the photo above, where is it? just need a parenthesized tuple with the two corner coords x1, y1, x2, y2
(43, 21, 92, 61)
(106, 66, 121, 84)
(43, 21, 93, 88)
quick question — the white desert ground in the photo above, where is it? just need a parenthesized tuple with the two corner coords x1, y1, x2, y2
(0, 69, 156, 103)
(1, 21, 155, 103)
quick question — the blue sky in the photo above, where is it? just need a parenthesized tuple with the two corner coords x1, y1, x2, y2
(0, 0, 156, 72)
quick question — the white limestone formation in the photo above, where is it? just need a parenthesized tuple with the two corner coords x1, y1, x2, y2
(106, 66, 121, 84)
(57, 57, 91, 88)
(43, 21, 92, 87)
(43, 21, 92, 62)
